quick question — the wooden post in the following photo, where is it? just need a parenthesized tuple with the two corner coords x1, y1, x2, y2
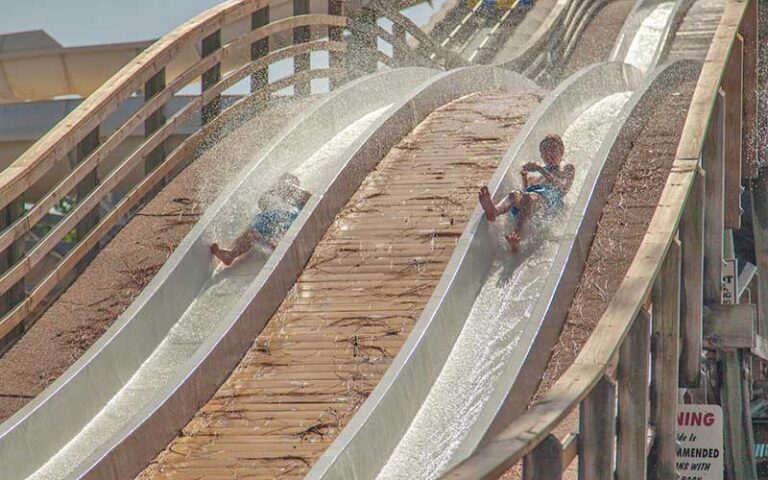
(680, 169, 705, 386)
(648, 239, 681, 480)
(740, 0, 758, 179)
(0, 198, 24, 318)
(522, 434, 563, 480)
(74, 127, 101, 273)
(579, 376, 616, 480)
(201, 30, 222, 124)
(347, 7, 378, 77)
(144, 68, 167, 178)
(723, 35, 744, 229)
(702, 90, 725, 304)
(251, 6, 270, 93)
(720, 230, 758, 480)
(393, 22, 407, 66)
(752, 168, 768, 335)
(328, 0, 344, 89)
(722, 350, 758, 480)
(293, 0, 311, 95)
(617, 309, 651, 479)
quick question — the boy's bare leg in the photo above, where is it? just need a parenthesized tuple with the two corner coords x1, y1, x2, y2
(479, 187, 524, 221)
(211, 230, 260, 266)
(479, 186, 498, 221)
(505, 193, 538, 252)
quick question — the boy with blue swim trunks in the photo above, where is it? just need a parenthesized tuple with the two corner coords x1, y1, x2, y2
(479, 134, 575, 251)
(210, 173, 311, 265)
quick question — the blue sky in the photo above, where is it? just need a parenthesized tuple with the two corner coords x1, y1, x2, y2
(0, 0, 445, 47)
(0, 0, 228, 46)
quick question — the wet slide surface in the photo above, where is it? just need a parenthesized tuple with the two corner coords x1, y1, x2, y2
(139, 90, 543, 479)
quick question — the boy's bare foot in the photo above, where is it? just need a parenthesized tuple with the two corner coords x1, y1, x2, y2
(479, 186, 497, 222)
(505, 233, 521, 252)
(210, 243, 234, 266)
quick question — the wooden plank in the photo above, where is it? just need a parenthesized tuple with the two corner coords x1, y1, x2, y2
(702, 90, 725, 305)
(648, 239, 681, 480)
(560, 433, 578, 471)
(201, 29, 222, 124)
(617, 309, 651, 479)
(250, 6, 270, 93)
(722, 350, 758, 480)
(328, 0, 345, 89)
(739, 0, 758, 178)
(144, 68, 167, 178)
(522, 434, 563, 480)
(723, 34, 743, 229)
(680, 168, 704, 387)
(0, 199, 24, 320)
(139, 91, 541, 480)
(578, 376, 616, 480)
(703, 303, 756, 348)
(751, 169, 768, 335)
(293, 0, 311, 95)
(73, 126, 101, 273)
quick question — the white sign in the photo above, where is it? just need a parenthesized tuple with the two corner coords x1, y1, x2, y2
(676, 405, 724, 480)
(721, 259, 737, 304)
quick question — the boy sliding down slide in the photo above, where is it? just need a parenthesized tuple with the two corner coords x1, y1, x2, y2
(211, 173, 311, 266)
(479, 134, 575, 251)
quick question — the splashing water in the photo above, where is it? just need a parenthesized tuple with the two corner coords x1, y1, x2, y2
(376, 91, 632, 480)
(624, 2, 675, 73)
(27, 105, 392, 480)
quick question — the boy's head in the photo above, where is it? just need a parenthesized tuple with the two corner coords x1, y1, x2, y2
(539, 134, 565, 166)
(278, 173, 301, 188)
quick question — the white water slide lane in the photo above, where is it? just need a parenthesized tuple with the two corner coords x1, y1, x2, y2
(309, 0, 691, 477)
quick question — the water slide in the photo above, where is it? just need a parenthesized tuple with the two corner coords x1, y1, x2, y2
(307, 1, 696, 478)
(0, 66, 438, 479)
(0, 0, 705, 478)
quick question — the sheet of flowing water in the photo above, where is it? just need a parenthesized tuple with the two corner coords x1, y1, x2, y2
(624, 2, 675, 73)
(28, 105, 391, 480)
(376, 91, 633, 480)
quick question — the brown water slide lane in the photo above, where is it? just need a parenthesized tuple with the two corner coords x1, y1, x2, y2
(138, 89, 545, 480)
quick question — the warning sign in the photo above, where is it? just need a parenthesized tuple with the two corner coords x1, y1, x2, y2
(676, 405, 724, 480)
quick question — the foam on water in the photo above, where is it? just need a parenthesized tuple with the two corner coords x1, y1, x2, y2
(28, 105, 392, 480)
(624, 2, 675, 73)
(376, 91, 633, 480)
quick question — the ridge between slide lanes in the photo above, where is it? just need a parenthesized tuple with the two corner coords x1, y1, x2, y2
(138, 87, 545, 479)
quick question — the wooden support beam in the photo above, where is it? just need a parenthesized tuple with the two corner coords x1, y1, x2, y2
(739, 261, 757, 298)
(703, 303, 756, 349)
(522, 434, 563, 480)
(648, 239, 681, 480)
(680, 169, 705, 386)
(561, 433, 578, 471)
(73, 126, 101, 273)
(328, 0, 344, 89)
(721, 350, 758, 480)
(579, 376, 616, 480)
(293, 0, 311, 95)
(617, 309, 651, 479)
(703, 90, 725, 305)
(740, 0, 759, 179)
(392, 22, 407, 65)
(201, 30, 222, 124)
(723, 35, 743, 229)
(251, 6, 270, 93)
(144, 68, 167, 179)
(0, 199, 24, 319)
(751, 169, 768, 335)
(346, 7, 378, 76)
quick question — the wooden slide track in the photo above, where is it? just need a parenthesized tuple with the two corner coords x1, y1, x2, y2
(138, 90, 543, 479)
